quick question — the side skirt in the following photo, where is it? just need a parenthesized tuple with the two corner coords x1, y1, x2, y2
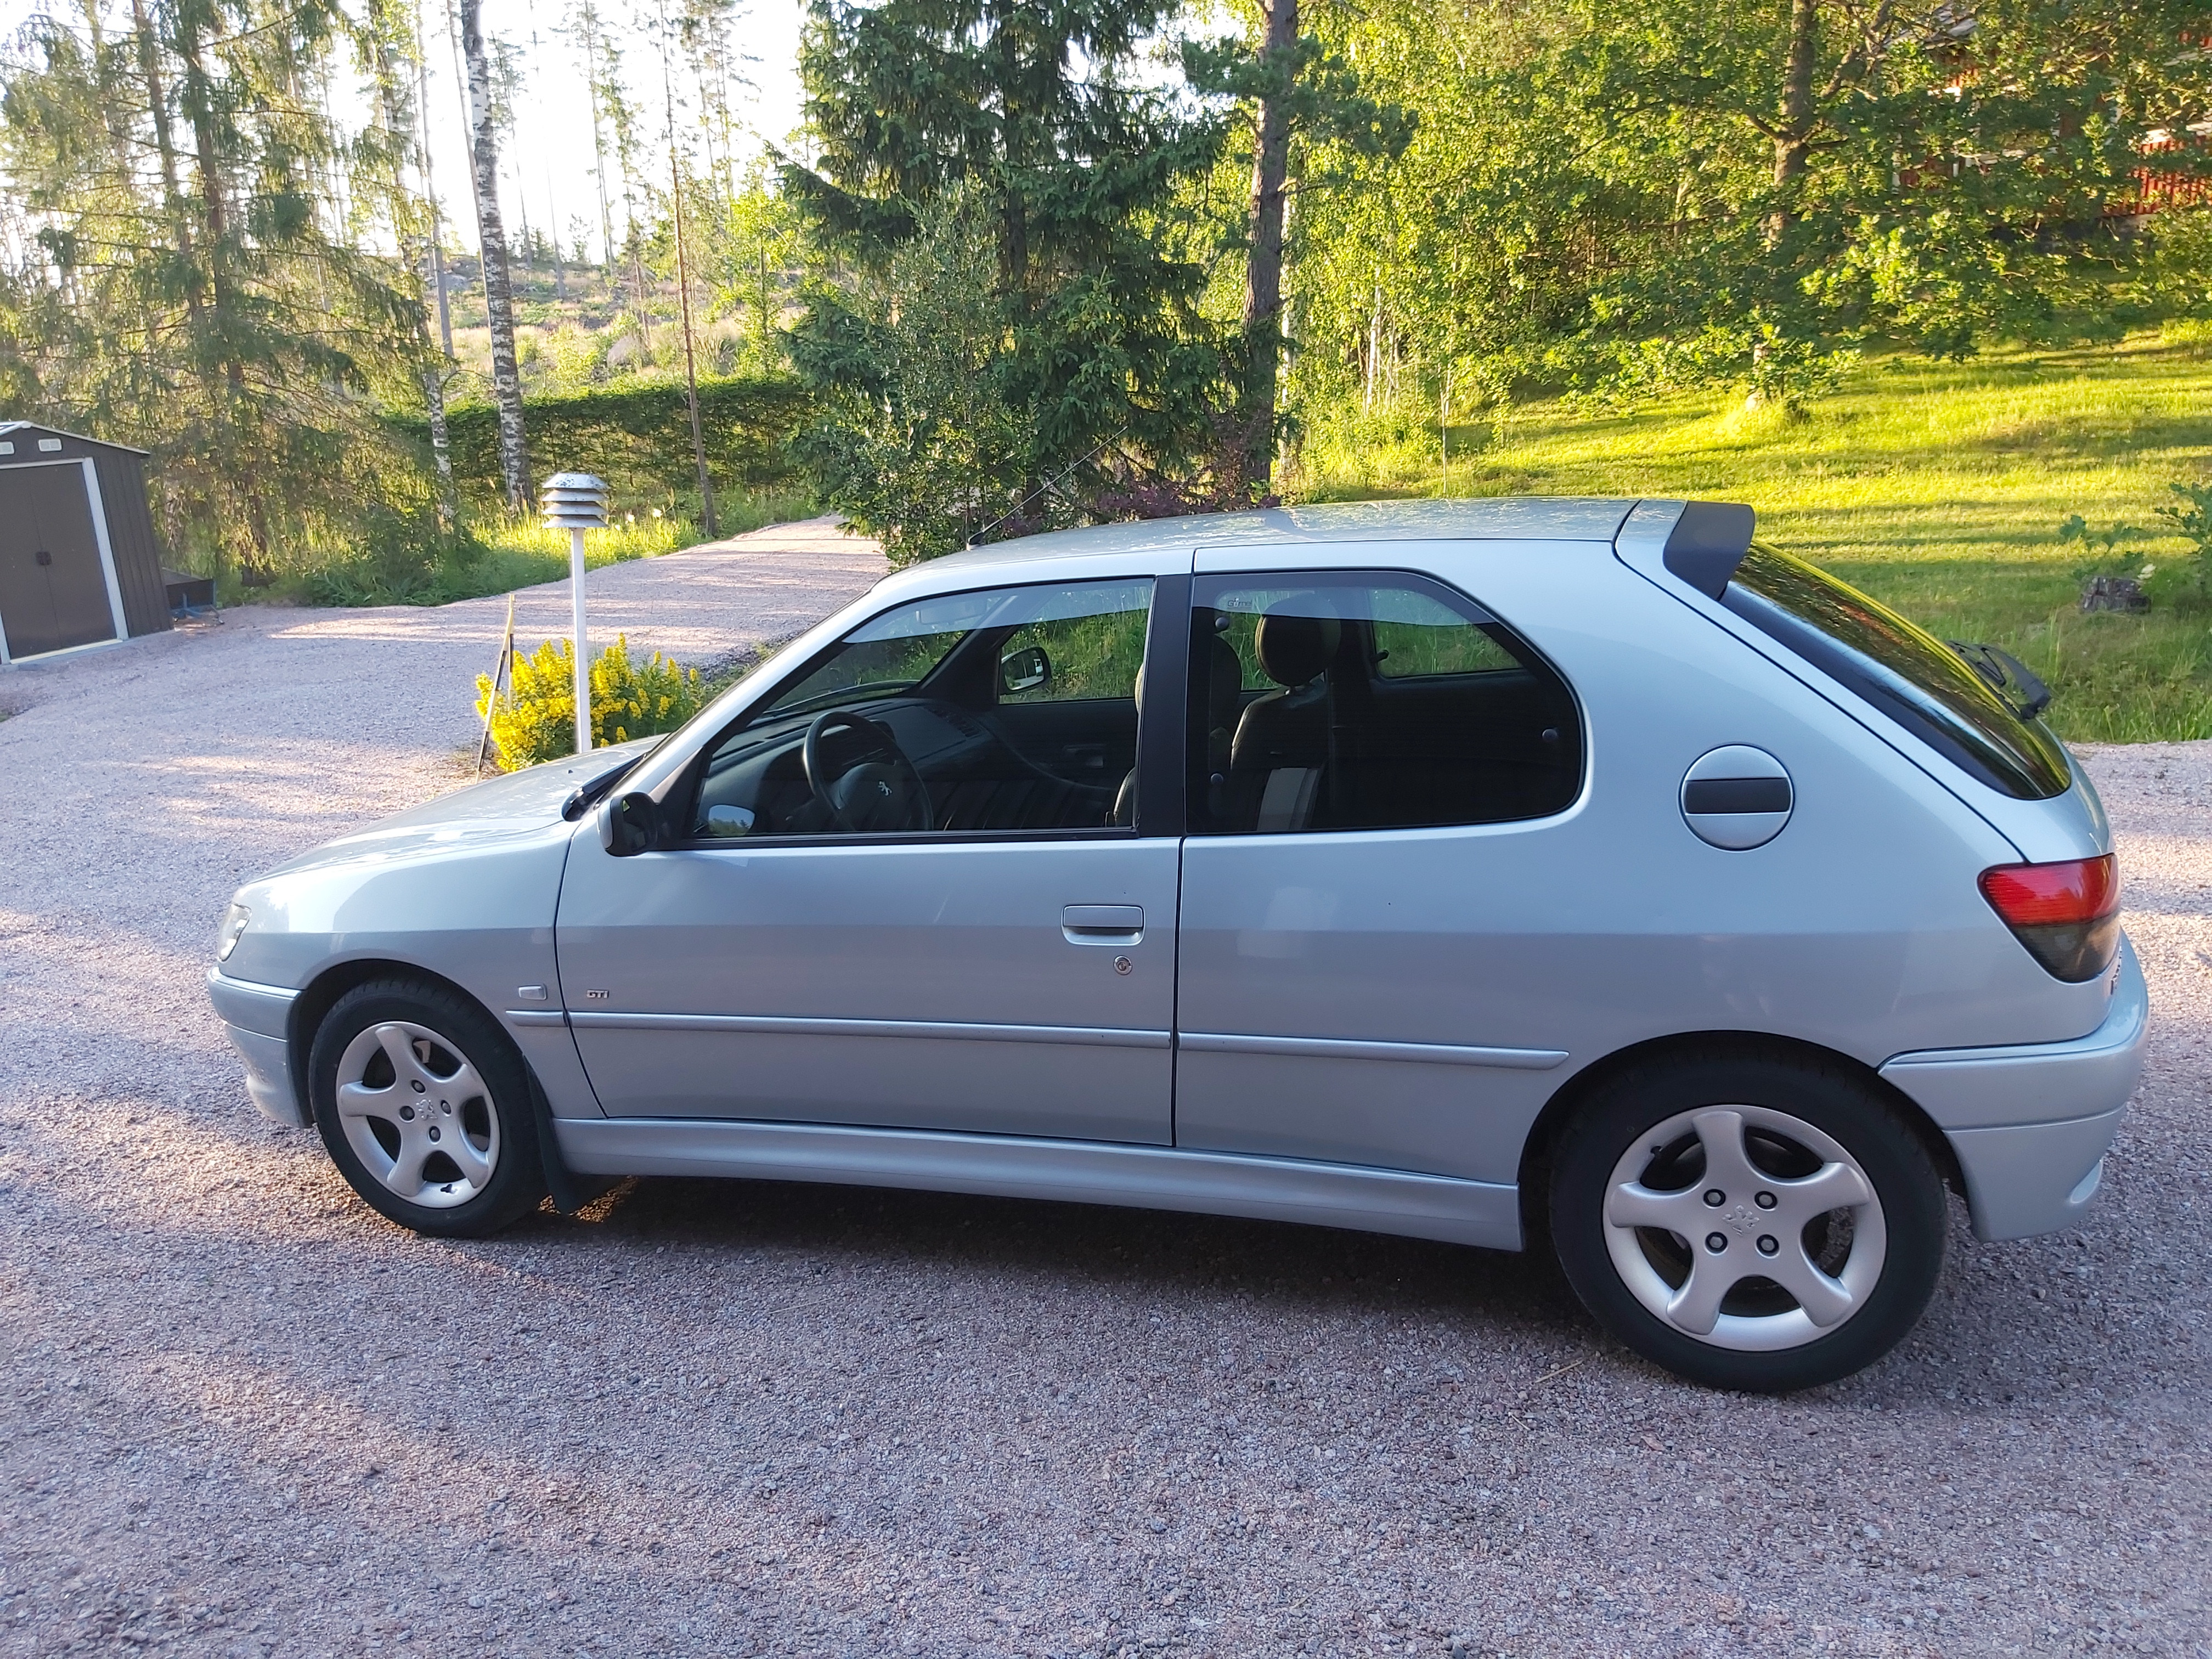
(554, 1118, 1523, 1251)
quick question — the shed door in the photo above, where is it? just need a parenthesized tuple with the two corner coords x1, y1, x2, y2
(0, 464, 115, 658)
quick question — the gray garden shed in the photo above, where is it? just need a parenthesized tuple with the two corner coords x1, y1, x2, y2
(0, 421, 171, 664)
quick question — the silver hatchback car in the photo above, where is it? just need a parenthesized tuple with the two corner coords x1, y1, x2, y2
(208, 499, 2145, 1391)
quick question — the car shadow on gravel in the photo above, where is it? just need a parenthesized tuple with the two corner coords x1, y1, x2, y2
(529, 1174, 1595, 1345)
(477, 1167, 2207, 1414)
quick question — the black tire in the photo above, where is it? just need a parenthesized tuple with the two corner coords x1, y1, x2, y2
(1548, 1051, 1946, 1392)
(308, 978, 549, 1238)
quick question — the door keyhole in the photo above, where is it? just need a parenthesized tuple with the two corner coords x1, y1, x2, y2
(34, 549, 52, 567)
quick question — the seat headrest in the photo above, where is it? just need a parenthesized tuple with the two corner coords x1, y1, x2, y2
(1254, 607, 1340, 688)
(1209, 635, 1243, 724)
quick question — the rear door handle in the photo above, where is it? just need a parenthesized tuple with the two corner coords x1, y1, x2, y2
(1062, 904, 1143, 945)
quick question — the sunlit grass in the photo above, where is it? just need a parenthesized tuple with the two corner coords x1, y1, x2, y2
(465, 487, 818, 596)
(1289, 335, 2212, 742)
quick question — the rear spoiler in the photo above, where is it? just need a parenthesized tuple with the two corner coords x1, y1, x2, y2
(1611, 499, 1757, 599)
(1661, 501, 1757, 597)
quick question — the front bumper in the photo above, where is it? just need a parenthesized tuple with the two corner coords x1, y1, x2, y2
(1879, 936, 2147, 1242)
(208, 969, 306, 1128)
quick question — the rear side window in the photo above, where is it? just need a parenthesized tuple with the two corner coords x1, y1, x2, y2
(1722, 544, 2070, 800)
(1189, 572, 1583, 834)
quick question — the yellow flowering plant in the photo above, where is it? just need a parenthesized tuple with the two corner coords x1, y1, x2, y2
(477, 634, 704, 770)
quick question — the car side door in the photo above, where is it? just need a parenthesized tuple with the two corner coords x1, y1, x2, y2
(555, 566, 1192, 1143)
(1171, 558, 1588, 1184)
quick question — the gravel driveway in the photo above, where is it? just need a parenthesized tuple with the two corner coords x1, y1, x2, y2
(0, 523, 2206, 1658)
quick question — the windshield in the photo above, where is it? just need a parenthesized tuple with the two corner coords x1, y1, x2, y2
(1722, 543, 2070, 800)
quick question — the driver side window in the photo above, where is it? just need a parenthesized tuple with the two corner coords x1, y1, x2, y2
(687, 578, 1155, 840)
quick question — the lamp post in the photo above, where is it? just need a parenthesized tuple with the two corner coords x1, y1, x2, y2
(540, 472, 610, 754)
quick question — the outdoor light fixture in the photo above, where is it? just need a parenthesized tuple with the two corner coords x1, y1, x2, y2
(540, 472, 610, 755)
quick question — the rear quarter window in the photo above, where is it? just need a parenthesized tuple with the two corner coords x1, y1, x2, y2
(1721, 543, 2071, 800)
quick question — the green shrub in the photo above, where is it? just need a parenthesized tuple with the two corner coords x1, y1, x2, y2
(391, 375, 813, 510)
(300, 505, 490, 607)
(477, 634, 704, 770)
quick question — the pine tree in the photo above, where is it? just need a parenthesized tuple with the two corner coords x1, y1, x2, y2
(362, 0, 454, 507)
(785, 0, 1230, 552)
(564, 0, 619, 278)
(1182, 2, 1407, 488)
(3, 0, 426, 575)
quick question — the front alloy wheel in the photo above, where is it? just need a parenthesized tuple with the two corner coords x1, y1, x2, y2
(334, 1020, 501, 1209)
(309, 978, 548, 1237)
(1551, 1054, 1946, 1391)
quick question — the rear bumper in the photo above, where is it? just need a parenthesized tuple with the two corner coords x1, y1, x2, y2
(208, 969, 306, 1128)
(1943, 1108, 2123, 1242)
(1880, 937, 2146, 1242)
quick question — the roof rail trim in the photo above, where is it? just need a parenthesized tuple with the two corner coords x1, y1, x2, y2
(1661, 500, 1756, 597)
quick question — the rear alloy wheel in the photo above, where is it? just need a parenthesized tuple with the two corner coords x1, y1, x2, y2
(309, 979, 548, 1238)
(1550, 1056, 1946, 1391)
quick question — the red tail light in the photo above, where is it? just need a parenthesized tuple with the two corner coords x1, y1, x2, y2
(1979, 855, 2121, 982)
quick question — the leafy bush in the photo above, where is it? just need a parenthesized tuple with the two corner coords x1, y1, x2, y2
(2153, 481, 2212, 606)
(477, 634, 704, 770)
(2059, 481, 2212, 611)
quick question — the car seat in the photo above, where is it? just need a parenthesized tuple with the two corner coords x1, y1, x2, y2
(1228, 607, 1339, 831)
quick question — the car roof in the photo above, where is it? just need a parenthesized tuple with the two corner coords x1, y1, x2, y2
(926, 498, 1642, 573)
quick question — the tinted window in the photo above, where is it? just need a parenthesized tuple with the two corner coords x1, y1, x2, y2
(1372, 589, 1520, 678)
(691, 579, 1154, 839)
(1722, 543, 2070, 800)
(994, 601, 1149, 705)
(1189, 573, 1582, 834)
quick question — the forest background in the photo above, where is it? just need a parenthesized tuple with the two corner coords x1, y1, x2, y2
(4, 0, 2212, 737)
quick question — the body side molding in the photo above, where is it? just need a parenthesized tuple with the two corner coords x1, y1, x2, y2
(1176, 1031, 1568, 1070)
(562, 1010, 1171, 1049)
(555, 1117, 1523, 1250)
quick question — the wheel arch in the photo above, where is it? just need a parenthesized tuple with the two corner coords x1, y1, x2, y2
(287, 956, 603, 1215)
(1516, 1030, 1967, 1249)
(286, 957, 505, 1124)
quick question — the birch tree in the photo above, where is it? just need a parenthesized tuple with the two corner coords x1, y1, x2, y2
(459, 0, 529, 508)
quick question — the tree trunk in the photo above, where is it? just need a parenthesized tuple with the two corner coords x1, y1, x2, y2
(412, 0, 453, 354)
(629, 228, 653, 365)
(461, 0, 529, 511)
(176, 21, 272, 577)
(1240, 0, 1298, 489)
(661, 24, 717, 538)
(1769, 0, 1818, 241)
(371, 11, 454, 506)
(580, 6, 617, 276)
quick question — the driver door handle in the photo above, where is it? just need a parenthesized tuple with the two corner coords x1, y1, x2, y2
(1063, 904, 1143, 945)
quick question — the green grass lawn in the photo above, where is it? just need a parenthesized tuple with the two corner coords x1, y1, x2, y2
(1293, 335, 2212, 742)
(461, 487, 817, 597)
(278, 486, 817, 608)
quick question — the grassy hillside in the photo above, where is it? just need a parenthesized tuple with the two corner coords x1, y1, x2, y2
(1294, 336, 2212, 742)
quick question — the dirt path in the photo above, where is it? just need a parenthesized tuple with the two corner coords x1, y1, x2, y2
(0, 542, 2205, 1656)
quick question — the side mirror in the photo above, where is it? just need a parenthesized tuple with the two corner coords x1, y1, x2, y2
(999, 643, 1051, 694)
(597, 791, 660, 857)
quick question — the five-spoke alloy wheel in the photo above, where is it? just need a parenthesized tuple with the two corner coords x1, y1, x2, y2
(1550, 1052, 1947, 1391)
(309, 979, 548, 1237)
(333, 1019, 501, 1208)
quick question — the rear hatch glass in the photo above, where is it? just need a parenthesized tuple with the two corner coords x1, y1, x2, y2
(1722, 543, 2071, 800)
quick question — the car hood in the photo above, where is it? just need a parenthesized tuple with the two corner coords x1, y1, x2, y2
(261, 737, 663, 877)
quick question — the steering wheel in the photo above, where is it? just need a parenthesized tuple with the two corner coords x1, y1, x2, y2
(802, 710, 935, 833)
